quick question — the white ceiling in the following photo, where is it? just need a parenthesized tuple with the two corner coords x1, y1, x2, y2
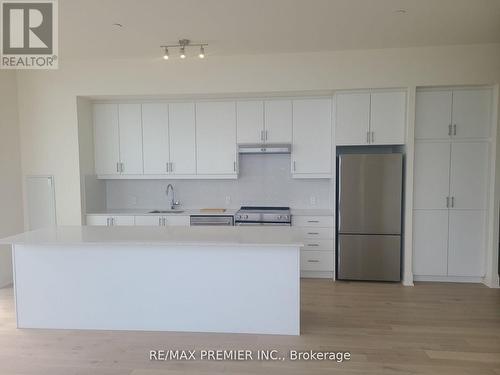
(60, 0, 500, 59)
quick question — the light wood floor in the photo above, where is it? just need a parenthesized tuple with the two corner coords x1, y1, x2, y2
(0, 280, 499, 375)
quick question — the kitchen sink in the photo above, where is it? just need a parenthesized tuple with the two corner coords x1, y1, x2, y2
(148, 210, 185, 214)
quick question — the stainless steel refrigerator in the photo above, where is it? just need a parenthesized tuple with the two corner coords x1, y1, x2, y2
(337, 153, 403, 281)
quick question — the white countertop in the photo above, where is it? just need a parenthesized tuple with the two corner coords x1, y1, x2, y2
(86, 208, 334, 216)
(86, 208, 238, 216)
(0, 226, 303, 247)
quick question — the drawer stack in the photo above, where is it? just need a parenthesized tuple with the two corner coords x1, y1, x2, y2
(292, 215, 334, 277)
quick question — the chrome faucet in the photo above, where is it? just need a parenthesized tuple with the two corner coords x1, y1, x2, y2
(166, 184, 180, 210)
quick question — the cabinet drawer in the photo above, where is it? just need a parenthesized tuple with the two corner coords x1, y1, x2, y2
(165, 215, 190, 226)
(300, 251, 334, 271)
(293, 216, 334, 227)
(295, 227, 333, 239)
(301, 240, 334, 251)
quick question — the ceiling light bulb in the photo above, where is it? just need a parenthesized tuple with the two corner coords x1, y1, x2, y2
(163, 47, 169, 60)
(180, 47, 186, 59)
(199, 46, 205, 59)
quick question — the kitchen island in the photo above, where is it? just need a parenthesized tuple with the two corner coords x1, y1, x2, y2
(0, 226, 302, 335)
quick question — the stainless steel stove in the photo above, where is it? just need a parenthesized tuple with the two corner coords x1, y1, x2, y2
(234, 206, 291, 226)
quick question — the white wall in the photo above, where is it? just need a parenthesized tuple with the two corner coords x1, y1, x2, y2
(16, 43, 500, 225)
(0, 71, 23, 287)
(105, 154, 333, 210)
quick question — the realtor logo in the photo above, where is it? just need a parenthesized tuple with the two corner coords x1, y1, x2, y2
(1, 0, 58, 69)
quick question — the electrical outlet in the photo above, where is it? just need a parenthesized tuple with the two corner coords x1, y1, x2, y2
(309, 196, 317, 206)
(225, 196, 231, 205)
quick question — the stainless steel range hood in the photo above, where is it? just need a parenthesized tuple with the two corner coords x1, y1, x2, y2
(238, 143, 291, 154)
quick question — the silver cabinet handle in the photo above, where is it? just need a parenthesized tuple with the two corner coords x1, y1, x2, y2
(116, 163, 120, 172)
(446, 196, 450, 208)
(260, 130, 264, 141)
(307, 259, 320, 263)
(120, 162, 124, 173)
(163, 217, 167, 226)
(448, 124, 452, 136)
(371, 131, 374, 143)
(158, 217, 162, 226)
(307, 220, 319, 223)
(307, 232, 319, 235)
(265, 130, 268, 141)
(366, 131, 370, 143)
(451, 196, 455, 208)
(233, 161, 237, 172)
(453, 124, 457, 136)
(293, 161, 296, 171)
(106, 217, 110, 226)
(307, 244, 319, 247)
(170, 162, 174, 173)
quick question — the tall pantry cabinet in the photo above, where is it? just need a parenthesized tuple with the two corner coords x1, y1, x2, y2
(413, 87, 492, 280)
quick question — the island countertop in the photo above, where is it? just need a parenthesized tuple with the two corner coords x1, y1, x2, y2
(0, 225, 303, 247)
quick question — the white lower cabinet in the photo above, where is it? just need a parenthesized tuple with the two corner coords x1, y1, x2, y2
(88, 215, 189, 227)
(293, 214, 334, 277)
(448, 210, 486, 277)
(413, 210, 448, 276)
(86, 215, 135, 226)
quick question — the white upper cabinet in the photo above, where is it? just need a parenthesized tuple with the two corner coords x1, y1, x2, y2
(413, 142, 451, 210)
(169, 102, 196, 175)
(292, 98, 332, 178)
(449, 141, 489, 210)
(416, 88, 492, 140)
(264, 99, 292, 143)
(335, 92, 370, 145)
(370, 91, 406, 145)
(196, 101, 237, 175)
(142, 103, 169, 174)
(118, 104, 143, 175)
(236, 101, 264, 143)
(452, 88, 492, 139)
(335, 90, 406, 145)
(415, 90, 452, 140)
(94, 104, 120, 175)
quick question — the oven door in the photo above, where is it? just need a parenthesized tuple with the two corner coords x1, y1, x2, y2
(235, 222, 291, 226)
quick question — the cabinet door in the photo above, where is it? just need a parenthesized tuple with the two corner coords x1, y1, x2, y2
(94, 104, 119, 175)
(135, 215, 163, 226)
(86, 215, 109, 226)
(335, 92, 370, 145)
(413, 210, 448, 276)
(111, 215, 135, 226)
(264, 99, 292, 143)
(118, 104, 143, 174)
(196, 101, 237, 175)
(449, 142, 489, 210)
(292, 98, 332, 177)
(370, 91, 406, 145)
(448, 210, 486, 277)
(165, 215, 190, 226)
(452, 88, 492, 139)
(413, 142, 451, 210)
(415, 90, 452, 140)
(142, 103, 169, 174)
(236, 101, 263, 143)
(169, 102, 196, 175)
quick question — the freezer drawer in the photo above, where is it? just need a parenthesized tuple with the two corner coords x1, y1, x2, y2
(338, 153, 403, 234)
(337, 234, 401, 281)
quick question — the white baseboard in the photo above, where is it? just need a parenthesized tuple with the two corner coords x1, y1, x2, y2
(414, 275, 484, 283)
(301, 271, 334, 279)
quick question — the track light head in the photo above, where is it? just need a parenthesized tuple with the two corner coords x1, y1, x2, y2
(162, 47, 169, 60)
(180, 46, 186, 59)
(198, 45, 205, 59)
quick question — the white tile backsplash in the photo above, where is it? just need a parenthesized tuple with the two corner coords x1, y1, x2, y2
(106, 154, 333, 210)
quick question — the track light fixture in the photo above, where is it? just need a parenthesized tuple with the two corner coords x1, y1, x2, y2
(160, 39, 208, 60)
